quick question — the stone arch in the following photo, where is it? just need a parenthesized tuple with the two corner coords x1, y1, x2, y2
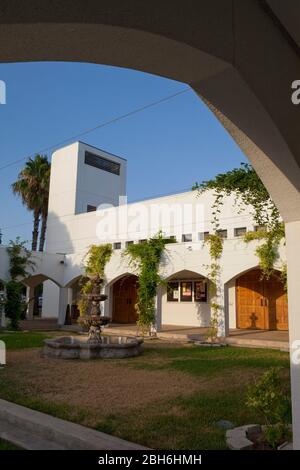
(22, 273, 62, 288)
(1, 1, 300, 221)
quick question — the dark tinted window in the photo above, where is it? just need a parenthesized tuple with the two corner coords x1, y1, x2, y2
(85, 151, 120, 175)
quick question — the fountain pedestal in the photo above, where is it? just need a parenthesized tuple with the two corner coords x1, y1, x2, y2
(78, 275, 109, 342)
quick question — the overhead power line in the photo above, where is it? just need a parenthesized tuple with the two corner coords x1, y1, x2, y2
(0, 87, 191, 172)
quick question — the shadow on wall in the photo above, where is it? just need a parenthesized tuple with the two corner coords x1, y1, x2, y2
(41, 210, 76, 320)
(45, 210, 76, 256)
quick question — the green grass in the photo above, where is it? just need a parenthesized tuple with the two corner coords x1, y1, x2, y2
(92, 345, 290, 449)
(0, 340, 290, 450)
(131, 344, 290, 376)
(0, 439, 21, 450)
(96, 389, 263, 450)
(0, 331, 52, 350)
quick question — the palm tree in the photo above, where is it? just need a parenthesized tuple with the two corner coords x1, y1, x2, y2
(38, 164, 50, 252)
(12, 155, 50, 251)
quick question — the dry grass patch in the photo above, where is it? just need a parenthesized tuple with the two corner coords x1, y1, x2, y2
(0, 336, 290, 449)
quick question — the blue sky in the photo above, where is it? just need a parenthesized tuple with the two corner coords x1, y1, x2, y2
(0, 62, 247, 245)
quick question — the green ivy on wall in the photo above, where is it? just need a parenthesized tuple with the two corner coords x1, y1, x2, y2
(125, 232, 174, 334)
(83, 244, 113, 278)
(194, 163, 286, 282)
(78, 244, 112, 317)
(204, 231, 224, 340)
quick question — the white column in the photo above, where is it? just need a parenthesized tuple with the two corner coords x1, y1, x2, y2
(285, 220, 300, 450)
(67, 288, 73, 305)
(26, 286, 35, 320)
(220, 282, 230, 337)
(216, 281, 227, 338)
(103, 284, 111, 319)
(153, 286, 163, 334)
(57, 287, 69, 326)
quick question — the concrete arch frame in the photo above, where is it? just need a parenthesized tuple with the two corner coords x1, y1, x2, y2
(2, 0, 300, 447)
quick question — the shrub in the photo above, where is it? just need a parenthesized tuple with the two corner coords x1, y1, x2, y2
(5, 280, 25, 330)
(246, 368, 291, 448)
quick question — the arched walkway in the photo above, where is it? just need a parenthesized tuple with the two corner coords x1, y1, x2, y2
(22, 275, 62, 321)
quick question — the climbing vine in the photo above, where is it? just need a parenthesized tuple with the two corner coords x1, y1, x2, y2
(243, 225, 285, 280)
(78, 244, 112, 317)
(194, 163, 286, 280)
(125, 232, 174, 335)
(205, 233, 223, 341)
(83, 244, 113, 278)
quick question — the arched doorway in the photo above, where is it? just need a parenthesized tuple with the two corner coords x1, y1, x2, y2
(236, 269, 288, 331)
(112, 275, 138, 324)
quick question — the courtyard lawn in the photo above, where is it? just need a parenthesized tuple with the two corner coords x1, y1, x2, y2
(0, 331, 52, 350)
(0, 439, 21, 450)
(0, 334, 290, 450)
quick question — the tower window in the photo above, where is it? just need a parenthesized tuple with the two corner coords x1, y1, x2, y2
(85, 151, 120, 175)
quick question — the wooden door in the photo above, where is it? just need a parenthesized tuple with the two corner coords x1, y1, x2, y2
(112, 276, 138, 323)
(236, 269, 267, 329)
(264, 273, 288, 331)
(236, 269, 288, 330)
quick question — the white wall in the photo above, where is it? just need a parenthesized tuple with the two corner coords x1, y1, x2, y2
(45, 184, 261, 255)
(47, 142, 80, 219)
(41, 280, 60, 318)
(75, 142, 127, 213)
(161, 291, 210, 327)
(46, 141, 127, 253)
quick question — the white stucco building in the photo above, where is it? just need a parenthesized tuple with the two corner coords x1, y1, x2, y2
(0, 141, 288, 335)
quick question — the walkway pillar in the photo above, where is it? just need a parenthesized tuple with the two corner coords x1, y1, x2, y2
(216, 282, 227, 338)
(285, 221, 300, 449)
(103, 284, 110, 318)
(58, 287, 68, 326)
(151, 286, 163, 334)
(26, 286, 35, 320)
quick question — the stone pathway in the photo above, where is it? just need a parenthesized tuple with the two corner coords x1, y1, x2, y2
(0, 399, 148, 450)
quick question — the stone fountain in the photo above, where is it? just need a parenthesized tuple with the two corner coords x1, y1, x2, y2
(42, 274, 143, 360)
(79, 274, 109, 342)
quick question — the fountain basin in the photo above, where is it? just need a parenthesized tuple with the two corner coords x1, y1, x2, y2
(42, 335, 143, 360)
